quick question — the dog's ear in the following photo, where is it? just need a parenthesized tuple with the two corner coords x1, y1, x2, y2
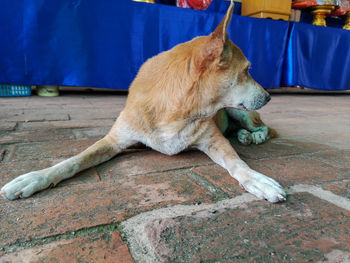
(199, 2, 234, 69)
(211, 1, 234, 45)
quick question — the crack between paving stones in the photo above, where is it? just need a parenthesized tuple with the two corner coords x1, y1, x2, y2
(0, 222, 122, 254)
(95, 163, 221, 181)
(5, 145, 16, 162)
(0, 149, 6, 162)
(187, 170, 231, 201)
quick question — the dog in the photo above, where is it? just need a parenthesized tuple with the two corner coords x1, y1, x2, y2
(1, 2, 286, 203)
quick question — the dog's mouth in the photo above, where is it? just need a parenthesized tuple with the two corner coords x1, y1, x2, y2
(237, 103, 249, 111)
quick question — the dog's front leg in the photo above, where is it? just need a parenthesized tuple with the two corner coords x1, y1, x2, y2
(197, 121, 286, 203)
(1, 116, 136, 200)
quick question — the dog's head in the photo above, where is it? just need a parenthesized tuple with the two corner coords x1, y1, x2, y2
(193, 2, 271, 112)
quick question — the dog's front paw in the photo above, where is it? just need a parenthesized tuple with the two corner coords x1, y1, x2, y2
(239, 170, 286, 203)
(1, 170, 52, 200)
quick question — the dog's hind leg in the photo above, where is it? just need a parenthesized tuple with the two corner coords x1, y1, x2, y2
(1, 116, 137, 200)
(225, 108, 277, 145)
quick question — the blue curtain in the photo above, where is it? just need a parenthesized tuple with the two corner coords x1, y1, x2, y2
(0, 0, 348, 90)
(283, 22, 350, 91)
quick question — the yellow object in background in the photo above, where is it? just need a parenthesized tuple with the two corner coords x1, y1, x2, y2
(132, 0, 155, 3)
(311, 5, 335, 26)
(242, 0, 292, 21)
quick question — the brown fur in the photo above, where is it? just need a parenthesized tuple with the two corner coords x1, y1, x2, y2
(1, 2, 285, 203)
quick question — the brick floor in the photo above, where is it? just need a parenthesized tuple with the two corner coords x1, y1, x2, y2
(1, 92, 350, 262)
(140, 193, 350, 262)
(1, 231, 134, 263)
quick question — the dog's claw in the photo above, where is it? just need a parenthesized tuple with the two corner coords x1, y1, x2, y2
(15, 191, 23, 197)
(277, 194, 286, 201)
(1, 170, 52, 200)
(239, 169, 286, 203)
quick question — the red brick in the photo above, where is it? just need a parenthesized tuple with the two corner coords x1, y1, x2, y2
(310, 150, 350, 170)
(1, 158, 101, 190)
(0, 160, 58, 185)
(0, 129, 75, 145)
(247, 156, 349, 187)
(192, 166, 243, 195)
(1, 232, 134, 263)
(231, 138, 331, 160)
(0, 122, 17, 131)
(3, 111, 69, 122)
(73, 127, 111, 139)
(68, 107, 123, 120)
(0, 169, 213, 246)
(145, 193, 350, 262)
(21, 119, 114, 130)
(324, 182, 350, 199)
(6, 139, 98, 162)
(97, 149, 213, 179)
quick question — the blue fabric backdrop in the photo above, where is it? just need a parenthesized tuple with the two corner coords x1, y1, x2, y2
(283, 22, 350, 91)
(0, 0, 349, 90)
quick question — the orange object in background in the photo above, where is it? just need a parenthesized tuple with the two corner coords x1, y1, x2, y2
(133, 0, 156, 3)
(292, 0, 317, 8)
(241, 0, 292, 21)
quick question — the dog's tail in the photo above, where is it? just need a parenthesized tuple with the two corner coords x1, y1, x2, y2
(250, 110, 278, 139)
(268, 126, 278, 139)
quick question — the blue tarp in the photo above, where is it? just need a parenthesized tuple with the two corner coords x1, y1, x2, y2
(0, 0, 349, 90)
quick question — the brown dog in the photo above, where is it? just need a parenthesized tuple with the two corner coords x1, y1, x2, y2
(1, 3, 286, 202)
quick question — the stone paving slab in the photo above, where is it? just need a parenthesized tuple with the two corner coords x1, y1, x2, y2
(122, 192, 350, 263)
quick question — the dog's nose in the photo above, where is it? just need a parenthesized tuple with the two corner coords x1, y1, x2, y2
(265, 94, 271, 104)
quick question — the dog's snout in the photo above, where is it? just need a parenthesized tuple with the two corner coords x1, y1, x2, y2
(265, 94, 271, 104)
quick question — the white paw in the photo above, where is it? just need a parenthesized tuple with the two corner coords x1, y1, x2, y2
(237, 129, 252, 145)
(251, 126, 269, 144)
(1, 170, 52, 200)
(239, 170, 286, 203)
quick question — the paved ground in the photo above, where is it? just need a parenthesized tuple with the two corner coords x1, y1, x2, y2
(0, 91, 349, 262)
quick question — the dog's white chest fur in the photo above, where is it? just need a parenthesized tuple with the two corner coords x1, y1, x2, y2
(140, 120, 208, 156)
